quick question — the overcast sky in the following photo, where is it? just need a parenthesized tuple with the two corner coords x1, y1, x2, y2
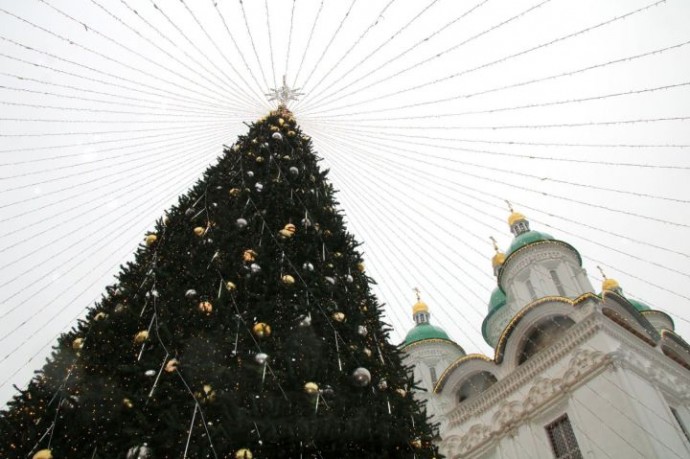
(1, 0, 690, 406)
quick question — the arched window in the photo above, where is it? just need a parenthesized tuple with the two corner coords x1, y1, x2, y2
(457, 371, 498, 403)
(519, 316, 575, 364)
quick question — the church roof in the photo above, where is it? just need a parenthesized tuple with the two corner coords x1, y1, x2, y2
(488, 287, 506, 313)
(403, 323, 452, 346)
(505, 230, 554, 257)
(626, 297, 651, 312)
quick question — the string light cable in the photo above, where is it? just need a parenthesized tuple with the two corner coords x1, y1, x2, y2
(304, 0, 667, 114)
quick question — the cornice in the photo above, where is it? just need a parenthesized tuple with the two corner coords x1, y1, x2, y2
(499, 240, 582, 286)
(439, 311, 690, 458)
(440, 347, 611, 458)
(445, 313, 602, 427)
(493, 293, 597, 363)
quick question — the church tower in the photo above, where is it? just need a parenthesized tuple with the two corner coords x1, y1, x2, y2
(402, 208, 690, 459)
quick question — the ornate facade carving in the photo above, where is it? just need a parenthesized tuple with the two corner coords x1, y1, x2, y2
(440, 349, 610, 457)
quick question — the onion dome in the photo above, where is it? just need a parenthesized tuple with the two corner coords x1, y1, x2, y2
(503, 208, 555, 256)
(490, 236, 505, 276)
(601, 277, 621, 292)
(492, 252, 506, 268)
(412, 300, 429, 315)
(627, 298, 651, 312)
(403, 290, 452, 346)
(404, 323, 452, 346)
(508, 211, 527, 227)
(598, 268, 651, 312)
(506, 229, 555, 257)
(488, 287, 507, 313)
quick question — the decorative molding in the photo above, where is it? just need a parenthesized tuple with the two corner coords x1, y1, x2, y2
(401, 338, 465, 352)
(445, 313, 603, 427)
(439, 348, 610, 458)
(439, 313, 690, 458)
(499, 240, 582, 287)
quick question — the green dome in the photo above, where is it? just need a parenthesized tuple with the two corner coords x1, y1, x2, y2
(506, 230, 554, 256)
(403, 323, 451, 346)
(488, 287, 507, 313)
(627, 298, 651, 312)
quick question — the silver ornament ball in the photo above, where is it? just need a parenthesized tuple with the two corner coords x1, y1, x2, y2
(321, 384, 335, 398)
(250, 263, 262, 274)
(255, 183, 264, 192)
(357, 325, 368, 336)
(289, 166, 299, 176)
(236, 218, 248, 229)
(298, 314, 312, 327)
(352, 367, 371, 387)
(185, 289, 197, 299)
(126, 444, 153, 459)
(271, 132, 283, 141)
(255, 352, 269, 365)
(302, 262, 314, 272)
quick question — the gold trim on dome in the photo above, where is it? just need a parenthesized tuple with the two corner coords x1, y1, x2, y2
(401, 338, 461, 350)
(498, 240, 583, 285)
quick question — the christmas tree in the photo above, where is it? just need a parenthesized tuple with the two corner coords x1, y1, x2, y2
(0, 106, 439, 458)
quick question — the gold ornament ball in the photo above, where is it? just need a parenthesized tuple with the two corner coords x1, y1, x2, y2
(252, 322, 271, 338)
(72, 337, 84, 350)
(33, 449, 53, 459)
(332, 312, 346, 322)
(196, 384, 216, 403)
(281, 274, 295, 285)
(255, 156, 265, 164)
(395, 388, 407, 398)
(235, 449, 253, 459)
(122, 398, 133, 409)
(165, 358, 179, 373)
(229, 188, 241, 197)
(134, 330, 149, 344)
(145, 234, 157, 247)
(410, 438, 423, 449)
(243, 249, 257, 262)
(94, 311, 107, 321)
(278, 118, 285, 126)
(284, 223, 296, 234)
(304, 382, 319, 395)
(287, 130, 296, 137)
(193, 226, 205, 237)
(225, 281, 237, 292)
(198, 301, 213, 315)
(279, 229, 294, 239)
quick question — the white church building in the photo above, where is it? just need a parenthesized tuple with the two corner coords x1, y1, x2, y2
(402, 211, 690, 459)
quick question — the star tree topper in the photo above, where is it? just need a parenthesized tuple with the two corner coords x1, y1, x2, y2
(266, 75, 304, 107)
